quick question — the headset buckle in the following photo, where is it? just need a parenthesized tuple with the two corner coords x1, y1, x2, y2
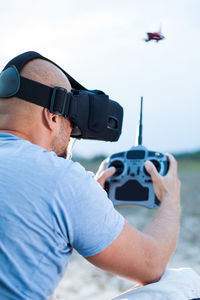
(50, 86, 71, 118)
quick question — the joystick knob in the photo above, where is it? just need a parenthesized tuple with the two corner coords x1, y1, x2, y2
(109, 160, 124, 176)
(144, 159, 161, 176)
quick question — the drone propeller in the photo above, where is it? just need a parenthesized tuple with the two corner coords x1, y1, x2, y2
(158, 24, 162, 34)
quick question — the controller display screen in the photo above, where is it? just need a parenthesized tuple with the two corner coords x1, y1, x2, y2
(127, 150, 145, 159)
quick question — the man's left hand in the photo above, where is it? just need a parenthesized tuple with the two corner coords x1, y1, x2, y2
(95, 159, 115, 189)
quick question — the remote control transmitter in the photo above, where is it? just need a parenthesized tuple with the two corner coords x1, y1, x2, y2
(105, 97, 169, 209)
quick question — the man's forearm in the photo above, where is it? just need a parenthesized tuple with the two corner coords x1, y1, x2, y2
(143, 197, 181, 273)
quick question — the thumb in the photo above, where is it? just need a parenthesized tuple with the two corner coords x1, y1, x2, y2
(97, 167, 116, 188)
(144, 160, 161, 184)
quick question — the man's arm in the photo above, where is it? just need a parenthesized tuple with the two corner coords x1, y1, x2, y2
(86, 154, 181, 285)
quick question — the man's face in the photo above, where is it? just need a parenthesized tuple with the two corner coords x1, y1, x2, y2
(51, 118, 72, 159)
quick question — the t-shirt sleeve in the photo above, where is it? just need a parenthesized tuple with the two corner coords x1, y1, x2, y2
(55, 161, 125, 257)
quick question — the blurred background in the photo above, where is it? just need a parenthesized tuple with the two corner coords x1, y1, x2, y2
(0, 0, 200, 299)
(0, 0, 199, 158)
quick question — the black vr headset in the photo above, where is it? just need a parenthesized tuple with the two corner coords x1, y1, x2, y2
(0, 51, 123, 142)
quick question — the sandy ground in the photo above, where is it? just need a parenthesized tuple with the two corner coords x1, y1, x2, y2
(53, 160, 200, 300)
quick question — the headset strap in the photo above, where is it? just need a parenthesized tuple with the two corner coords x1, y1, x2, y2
(15, 76, 72, 117)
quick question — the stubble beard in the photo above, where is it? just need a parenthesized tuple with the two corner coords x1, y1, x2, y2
(51, 119, 71, 159)
(58, 148, 68, 159)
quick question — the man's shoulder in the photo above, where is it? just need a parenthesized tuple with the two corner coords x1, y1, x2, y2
(27, 143, 91, 185)
(28, 143, 88, 180)
(0, 132, 89, 180)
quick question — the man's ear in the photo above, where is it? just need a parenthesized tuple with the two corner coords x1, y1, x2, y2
(42, 108, 59, 131)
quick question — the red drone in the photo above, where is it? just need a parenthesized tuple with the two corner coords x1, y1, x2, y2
(144, 27, 165, 42)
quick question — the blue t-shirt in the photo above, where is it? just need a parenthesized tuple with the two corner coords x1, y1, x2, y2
(0, 133, 124, 300)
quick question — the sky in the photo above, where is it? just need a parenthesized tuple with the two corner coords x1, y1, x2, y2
(0, 0, 199, 158)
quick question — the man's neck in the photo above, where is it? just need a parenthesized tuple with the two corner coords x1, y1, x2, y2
(0, 129, 29, 140)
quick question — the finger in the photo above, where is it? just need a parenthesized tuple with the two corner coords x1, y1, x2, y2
(97, 157, 109, 174)
(144, 160, 162, 184)
(98, 167, 116, 187)
(165, 153, 178, 176)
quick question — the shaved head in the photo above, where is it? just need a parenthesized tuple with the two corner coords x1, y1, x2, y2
(21, 58, 72, 89)
(0, 58, 73, 158)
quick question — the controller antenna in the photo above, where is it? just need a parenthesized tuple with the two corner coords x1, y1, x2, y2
(137, 96, 143, 146)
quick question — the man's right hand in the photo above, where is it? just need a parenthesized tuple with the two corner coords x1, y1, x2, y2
(144, 153, 181, 207)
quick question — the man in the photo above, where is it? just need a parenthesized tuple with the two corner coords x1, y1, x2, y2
(0, 52, 181, 300)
